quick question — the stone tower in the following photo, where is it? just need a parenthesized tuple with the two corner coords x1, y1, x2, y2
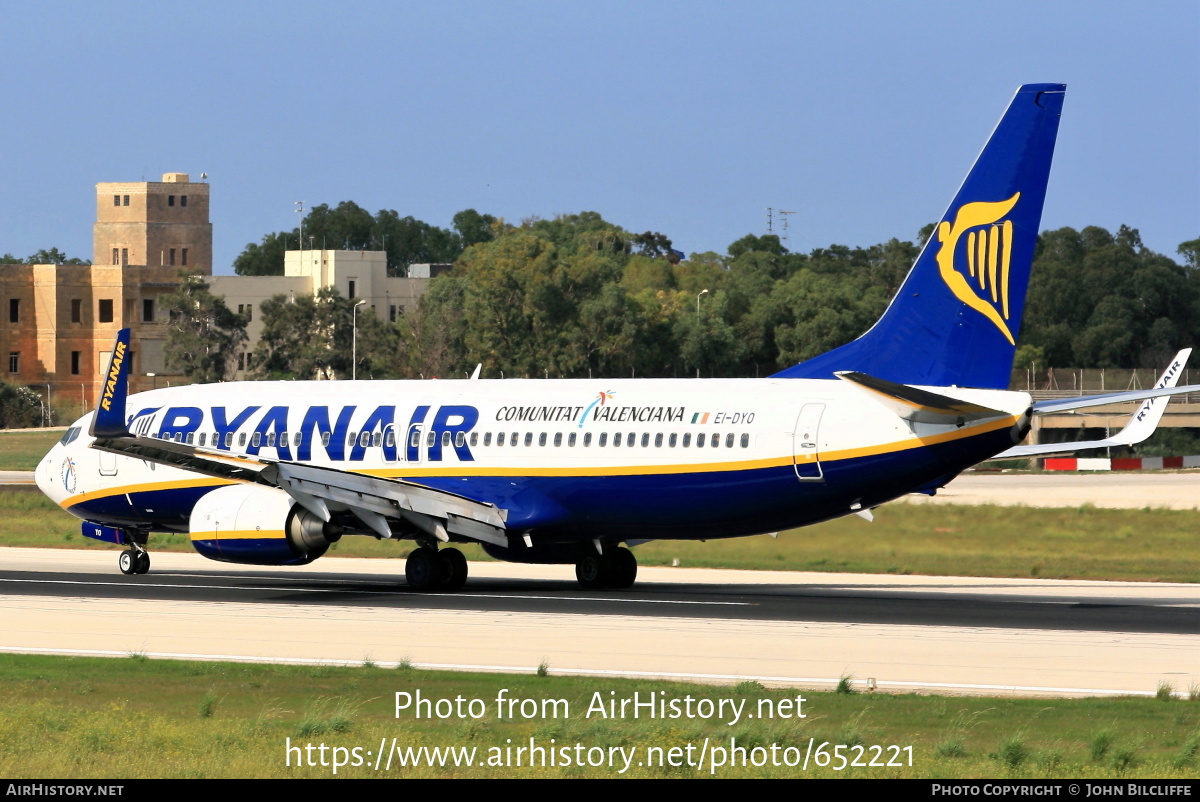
(92, 172, 212, 274)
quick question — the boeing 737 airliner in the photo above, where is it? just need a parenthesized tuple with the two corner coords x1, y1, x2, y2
(34, 83, 1200, 591)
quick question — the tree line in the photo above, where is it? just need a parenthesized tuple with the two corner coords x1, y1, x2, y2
(0, 248, 90, 265)
(232, 202, 497, 277)
(167, 203, 1198, 384)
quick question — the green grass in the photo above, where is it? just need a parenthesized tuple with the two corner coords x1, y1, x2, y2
(0, 654, 1196, 779)
(0, 428, 63, 470)
(630, 503, 1200, 582)
(7, 490, 1200, 582)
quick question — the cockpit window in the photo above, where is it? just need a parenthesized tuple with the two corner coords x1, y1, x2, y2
(59, 427, 81, 446)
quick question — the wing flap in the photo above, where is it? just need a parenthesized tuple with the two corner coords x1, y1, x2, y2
(269, 461, 508, 545)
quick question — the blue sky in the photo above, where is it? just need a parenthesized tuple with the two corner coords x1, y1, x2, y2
(2, 1, 1196, 273)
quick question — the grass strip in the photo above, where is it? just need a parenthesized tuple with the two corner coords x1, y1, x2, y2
(0, 654, 1197, 779)
(0, 429, 63, 470)
(7, 490, 1199, 583)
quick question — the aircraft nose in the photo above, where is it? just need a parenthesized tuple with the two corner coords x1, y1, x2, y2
(35, 445, 65, 503)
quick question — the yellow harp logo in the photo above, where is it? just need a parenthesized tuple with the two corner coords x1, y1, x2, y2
(935, 193, 1020, 345)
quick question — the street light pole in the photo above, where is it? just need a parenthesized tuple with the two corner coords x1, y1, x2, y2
(696, 289, 709, 378)
(352, 299, 367, 380)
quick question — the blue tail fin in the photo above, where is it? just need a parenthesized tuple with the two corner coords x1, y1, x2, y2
(773, 83, 1065, 388)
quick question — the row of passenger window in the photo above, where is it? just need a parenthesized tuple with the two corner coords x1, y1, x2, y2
(478, 431, 750, 449)
(151, 429, 752, 451)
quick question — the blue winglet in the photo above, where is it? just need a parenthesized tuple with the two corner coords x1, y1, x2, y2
(773, 83, 1066, 389)
(89, 328, 132, 438)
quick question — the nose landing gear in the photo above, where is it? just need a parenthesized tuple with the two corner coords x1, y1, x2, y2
(118, 546, 150, 575)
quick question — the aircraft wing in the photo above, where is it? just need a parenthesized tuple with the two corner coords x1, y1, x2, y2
(997, 349, 1193, 458)
(88, 329, 509, 547)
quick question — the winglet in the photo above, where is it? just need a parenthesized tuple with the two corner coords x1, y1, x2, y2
(998, 348, 1193, 458)
(1111, 347, 1192, 445)
(89, 328, 132, 438)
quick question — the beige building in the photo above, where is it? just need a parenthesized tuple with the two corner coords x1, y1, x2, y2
(94, 173, 212, 273)
(1, 171, 433, 415)
(1, 173, 212, 414)
(210, 249, 428, 376)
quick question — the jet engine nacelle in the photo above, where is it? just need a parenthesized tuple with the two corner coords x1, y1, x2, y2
(188, 484, 340, 566)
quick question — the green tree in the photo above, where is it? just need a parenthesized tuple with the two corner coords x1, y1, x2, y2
(253, 287, 398, 379)
(27, 247, 89, 265)
(401, 275, 468, 378)
(0, 248, 89, 265)
(773, 270, 888, 366)
(1023, 226, 1199, 367)
(0, 381, 46, 428)
(1177, 238, 1200, 270)
(452, 209, 499, 250)
(728, 233, 786, 259)
(673, 289, 738, 377)
(233, 203, 467, 277)
(160, 277, 248, 383)
(374, 209, 460, 274)
(233, 232, 290, 276)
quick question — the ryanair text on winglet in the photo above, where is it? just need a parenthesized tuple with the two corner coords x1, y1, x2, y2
(99, 341, 126, 412)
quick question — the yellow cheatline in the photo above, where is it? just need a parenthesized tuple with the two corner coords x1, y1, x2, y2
(62, 416, 1017, 507)
(60, 477, 233, 509)
(189, 529, 286, 541)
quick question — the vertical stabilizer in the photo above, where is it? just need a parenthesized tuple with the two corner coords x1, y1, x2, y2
(774, 83, 1065, 388)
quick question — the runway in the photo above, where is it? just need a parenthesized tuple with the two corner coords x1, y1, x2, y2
(2, 547, 1196, 698)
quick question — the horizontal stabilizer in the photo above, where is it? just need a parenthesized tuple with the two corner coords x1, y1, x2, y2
(835, 371, 1008, 425)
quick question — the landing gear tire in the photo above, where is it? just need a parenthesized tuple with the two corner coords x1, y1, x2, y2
(118, 550, 136, 575)
(134, 551, 151, 575)
(608, 547, 637, 589)
(438, 548, 468, 592)
(405, 547, 440, 591)
(575, 552, 610, 590)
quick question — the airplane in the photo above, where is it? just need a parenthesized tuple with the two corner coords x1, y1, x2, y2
(34, 82, 1200, 592)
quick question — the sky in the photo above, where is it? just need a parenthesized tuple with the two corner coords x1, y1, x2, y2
(2, 1, 1197, 274)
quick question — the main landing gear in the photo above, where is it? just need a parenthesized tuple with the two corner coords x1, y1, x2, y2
(576, 546, 637, 590)
(405, 546, 468, 592)
(118, 547, 150, 575)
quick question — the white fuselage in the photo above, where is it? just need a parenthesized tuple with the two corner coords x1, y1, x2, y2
(39, 376, 1028, 549)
